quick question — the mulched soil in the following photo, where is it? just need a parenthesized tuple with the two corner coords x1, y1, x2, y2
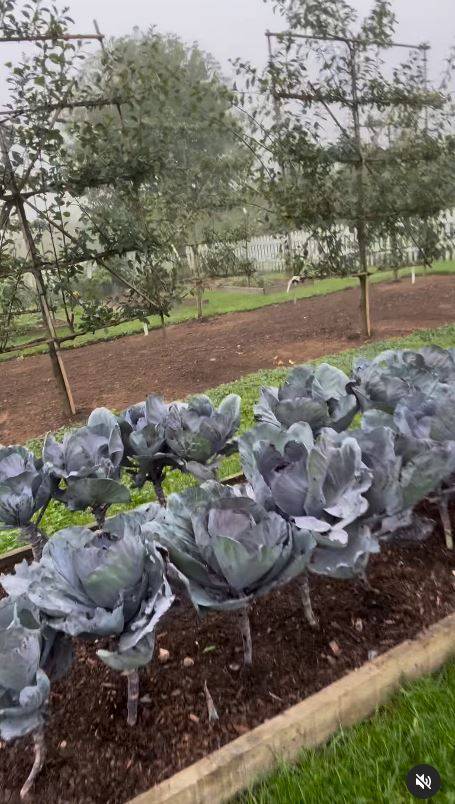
(1, 274, 455, 444)
(1, 500, 455, 804)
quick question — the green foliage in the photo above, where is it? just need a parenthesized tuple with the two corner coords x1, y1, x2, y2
(235, 0, 455, 283)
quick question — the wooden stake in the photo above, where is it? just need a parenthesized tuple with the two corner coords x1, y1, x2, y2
(358, 273, 371, 338)
(0, 125, 76, 415)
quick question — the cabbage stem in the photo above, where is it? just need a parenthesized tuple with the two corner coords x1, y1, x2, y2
(439, 497, 453, 550)
(20, 727, 45, 799)
(93, 503, 109, 529)
(238, 608, 252, 666)
(153, 480, 166, 507)
(21, 524, 47, 562)
(126, 670, 140, 726)
(300, 576, 318, 628)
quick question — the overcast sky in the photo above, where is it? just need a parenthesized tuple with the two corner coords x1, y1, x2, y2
(0, 0, 453, 102)
(62, 0, 454, 79)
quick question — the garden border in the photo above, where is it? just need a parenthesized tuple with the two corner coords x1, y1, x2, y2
(128, 612, 455, 804)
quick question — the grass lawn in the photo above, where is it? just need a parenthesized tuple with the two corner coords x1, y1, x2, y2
(239, 662, 455, 804)
(1, 321, 455, 556)
(2, 260, 454, 362)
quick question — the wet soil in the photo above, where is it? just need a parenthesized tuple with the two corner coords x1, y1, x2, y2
(1, 500, 455, 803)
(1, 275, 454, 443)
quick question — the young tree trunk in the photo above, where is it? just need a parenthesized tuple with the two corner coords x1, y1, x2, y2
(438, 497, 453, 550)
(60, 289, 75, 332)
(237, 607, 253, 666)
(300, 575, 318, 628)
(126, 670, 140, 726)
(20, 728, 46, 800)
(21, 524, 47, 562)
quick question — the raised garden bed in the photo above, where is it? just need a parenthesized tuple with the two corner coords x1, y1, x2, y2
(1, 499, 454, 804)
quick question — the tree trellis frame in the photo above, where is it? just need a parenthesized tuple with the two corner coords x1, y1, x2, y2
(0, 17, 160, 416)
(265, 28, 441, 337)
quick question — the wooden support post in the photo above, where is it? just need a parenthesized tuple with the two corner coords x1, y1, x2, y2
(358, 273, 371, 338)
(191, 244, 204, 321)
(0, 125, 76, 416)
(348, 42, 372, 339)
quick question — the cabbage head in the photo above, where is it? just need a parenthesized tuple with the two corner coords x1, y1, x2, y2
(255, 363, 357, 433)
(2, 506, 173, 674)
(351, 345, 455, 413)
(144, 480, 315, 613)
(0, 597, 50, 741)
(344, 424, 455, 541)
(0, 446, 52, 529)
(0, 446, 53, 559)
(119, 395, 177, 489)
(239, 422, 378, 579)
(164, 394, 241, 480)
(43, 408, 129, 518)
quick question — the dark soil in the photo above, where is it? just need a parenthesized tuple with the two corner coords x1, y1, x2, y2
(1, 501, 455, 804)
(1, 275, 454, 443)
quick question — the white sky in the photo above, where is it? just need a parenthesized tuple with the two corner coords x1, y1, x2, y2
(1, 0, 454, 90)
(70, 0, 453, 73)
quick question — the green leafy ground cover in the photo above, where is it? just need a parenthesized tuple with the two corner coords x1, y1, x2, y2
(2, 261, 454, 362)
(1, 322, 454, 556)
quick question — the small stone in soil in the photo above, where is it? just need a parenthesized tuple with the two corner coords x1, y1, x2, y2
(329, 640, 342, 657)
(189, 713, 200, 723)
(59, 741, 67, 750)
(183, 657, 194, 668)
(229, 663, 241, 672)
(368, 649, 379, 661)
(158, 648, 170, 664)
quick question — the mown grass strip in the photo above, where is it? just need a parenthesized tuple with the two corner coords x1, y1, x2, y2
(240, 662, 455, 804)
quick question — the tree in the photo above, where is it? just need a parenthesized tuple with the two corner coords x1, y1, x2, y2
(71, 29, 254, 324)
(235, 0, 452, 336)
(0, 6, 211, 414)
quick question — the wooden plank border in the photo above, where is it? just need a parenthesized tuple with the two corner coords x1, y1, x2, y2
(128, 612, 455, 804)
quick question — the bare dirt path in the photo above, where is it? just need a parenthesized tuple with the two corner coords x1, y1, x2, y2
(1, 275, 454, 443)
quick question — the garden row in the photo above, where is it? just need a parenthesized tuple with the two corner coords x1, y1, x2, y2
(1, 344, 455, 797)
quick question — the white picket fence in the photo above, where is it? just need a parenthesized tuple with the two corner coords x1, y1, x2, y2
(204, 212, 455, 274)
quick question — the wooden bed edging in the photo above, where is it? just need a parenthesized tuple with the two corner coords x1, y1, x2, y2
(0, 471, 246, 571)
(128, 612, 455, 804)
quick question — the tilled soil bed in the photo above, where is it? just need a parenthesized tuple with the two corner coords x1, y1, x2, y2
(1, 502, 455, 804)
(1, 274, 455, 443)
